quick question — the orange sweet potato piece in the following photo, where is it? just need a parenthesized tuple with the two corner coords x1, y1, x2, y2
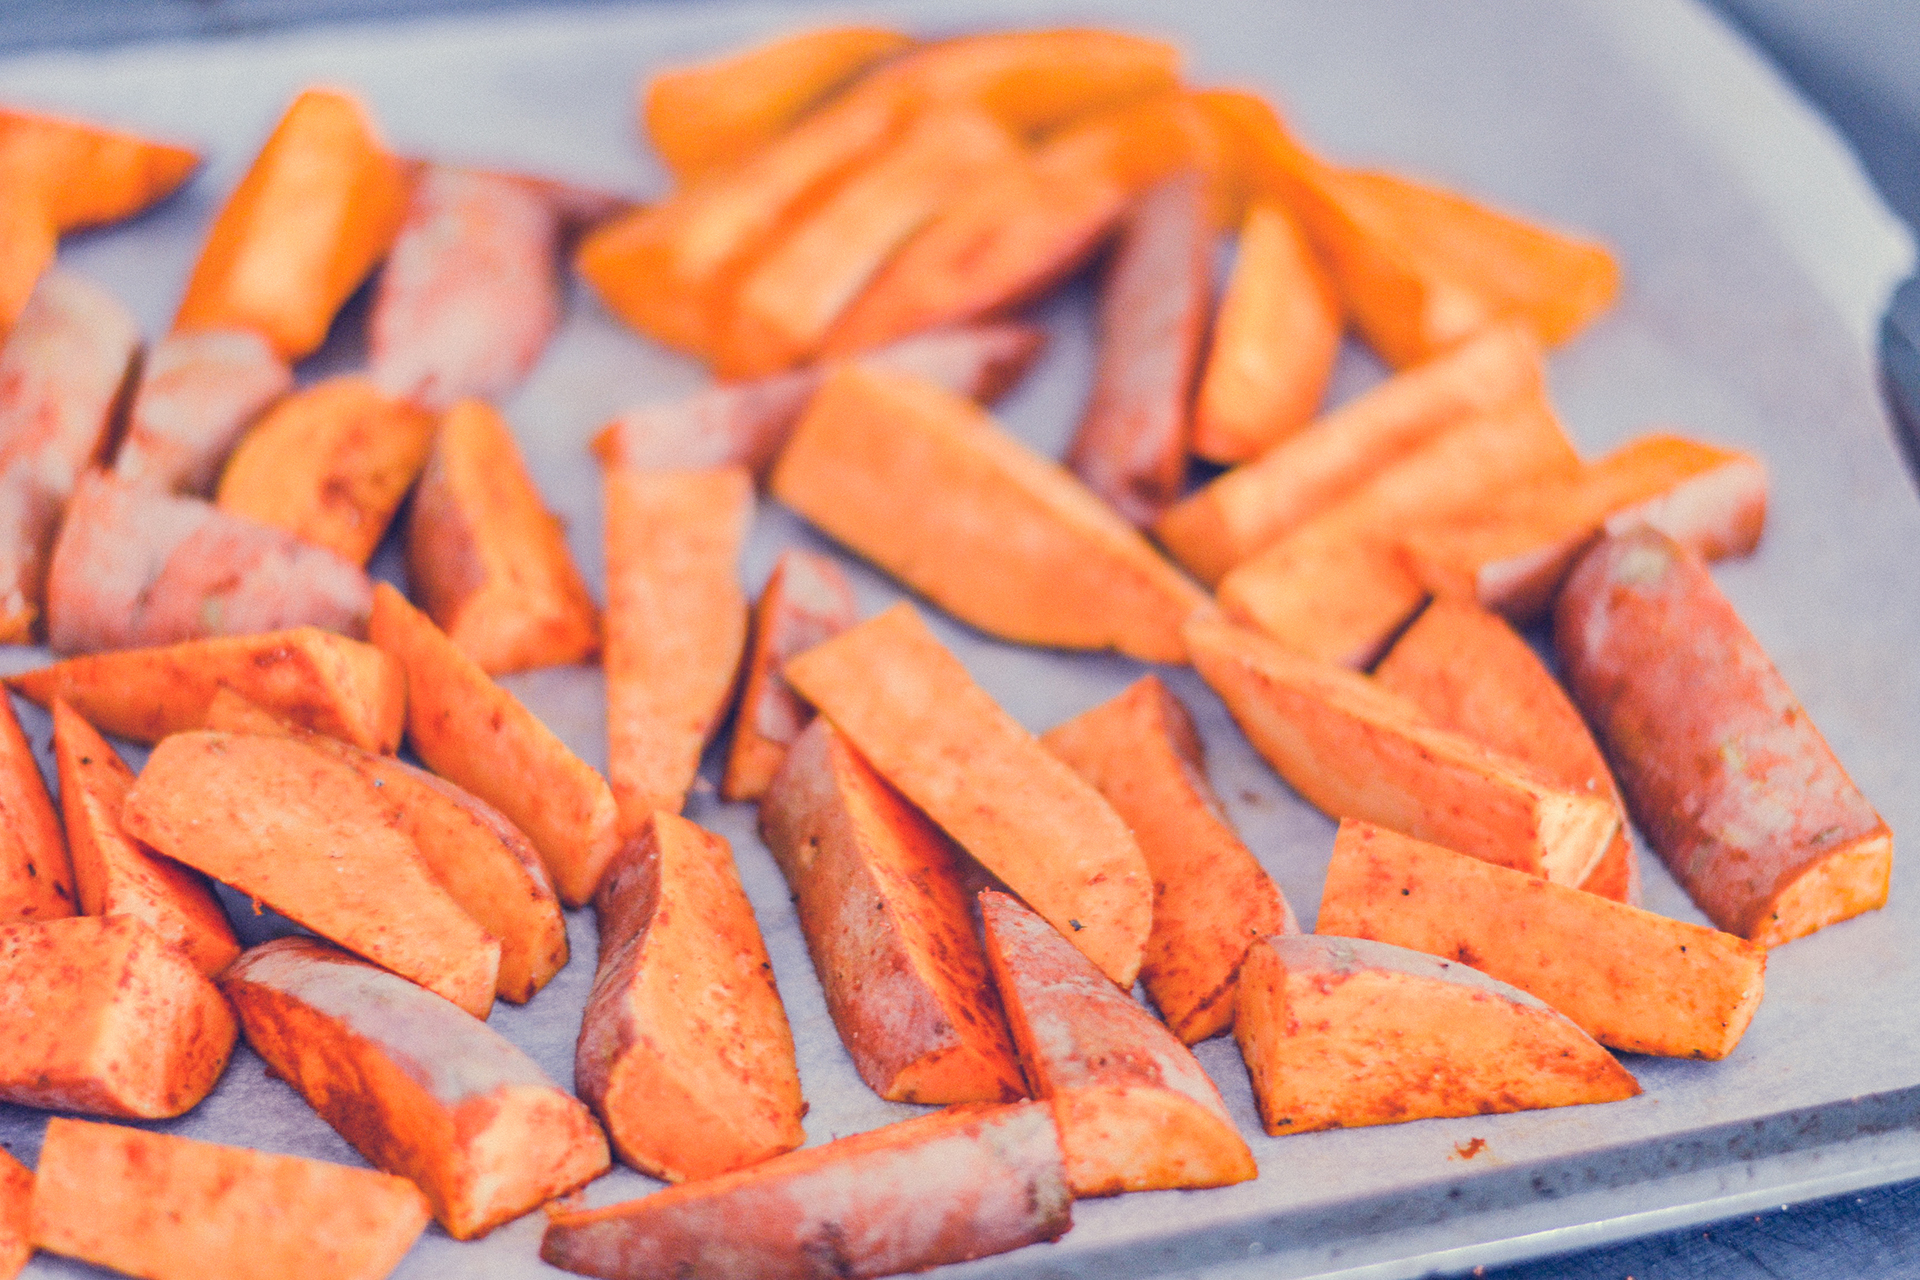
(0, 1146, 25, 1280)
(223, 937, 609, 1239)
(1043, 675, 1296, 1043)
(980, 889, 1254, 1196)
(0, 200, 53, 343)
(110, 329, 290, 494)
(1556, 528, 1892, 946)
(784, 603, 1152, 987)
(173, 88, 409, 360)
(1317, 819, 1767, 1059)
(0, 104, 197, 232)
(603, 466, 751, 833)
(578, 811, 804, 1182)
(1235, 933, 1638, 1135)
(405, 397, 599, 674)
(368, 583, 620, 906)
(760, 718, 1025, 1103)
(542, 1101, 1069, 1280)
(123, 730, 501, 1018)
(722, 547, 856, 801)
(30, 1117, 431, 1280)
(0, 690, 72, 924)
(0, 915, 235, 1117)
(53, 699, 237, 974)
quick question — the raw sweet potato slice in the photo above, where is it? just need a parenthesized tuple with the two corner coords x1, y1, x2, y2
(1043, 675, 1295, 1042)
(1317, 819, 1767, 1059)
(980, 889, 1254, 1196)
(405, 397, 599, 675)
(0, 201, 53, 343)
(0, 915, 236, 1117)
(1556, 528, 1892, 946)
(1186, 615, 1617, 887)
(7, 626, 403, 751)
(368, 583, 620, 906)
(578, 811, 804, 1182)
(53, 699, 238, 975)
(722, 547, 857, 801)
(542, 1100, 1069, 1280)
(223, 937, 609, 1240)
(1155, 322, 1544, 585)
(0, 105, 197, 233)
(0, 689, 72, 924)
(123, 730, 501, 1018)
(1235, 933, 1638, 1135)
(603, 466, 751, 833)
(783, 603, 1152, 987)
(110, 329, 290, 495)
(771, 364, 1209, 662)
(0, 1145, 25, 1280)
(31, 1117, 431, 1280)
(173, 87, 409, 360)
(760, 718, 1025, 1103)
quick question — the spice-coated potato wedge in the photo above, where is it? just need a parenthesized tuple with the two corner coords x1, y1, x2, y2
(0, 1145, 25, 1280)
(0, 690, 72, 924)
(110, 329, 291, 495)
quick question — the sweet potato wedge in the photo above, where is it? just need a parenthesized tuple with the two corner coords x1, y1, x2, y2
(30, 1117, 431, 1280)
(0, 689, 72, 924)
(760, 718, 1025, 1103)
(579, 811, 804, 1182)
(405, 397, 600, 674)
(223, 937, 609, 1240)
(0, 1145, 26, 1280)
(0, 104, 197, 233)
(123, 730, 501, 1018)
(722, 547, 857, 801)
(1316, 819, 1767, 1059)
(1235, 933, 1638, 1135)
(542, 1100, 1069, 1280)
(1043, 675, 1295, 1042)
(53, 699, 237, 974)
(783, 603, 1152, 987)
(0, 201, 53, 344)
(0, 915, 235, 1117)
(110, 329, 290, 495)
(1556, 528, 1892, 946)
(173, 87, 409, 360)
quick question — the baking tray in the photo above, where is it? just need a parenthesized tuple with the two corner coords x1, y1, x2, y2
(1, 1, 1916, 1276)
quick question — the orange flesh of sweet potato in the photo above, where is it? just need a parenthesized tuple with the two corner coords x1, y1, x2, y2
(1186, 615, 1617, 886)
(722, 547, 857, 801)
(368, 583, 620, 905)
(0, 105, 197, 233)
(1065, 171, 1211, 526)
(1155, 322, 1545, 585)
(222, 937, 609, 1240)
(0, 690, 72, 923)
(759, 718, 1025, 1103)
(110, 329, 290, 495)
(405, 397, 600, 675)
(541, 1100, 1069, 1280)
(0, 201, 54, 342)
(771, 364, 1209, 663)
(123, 730, 501, 1017)
(603, 466, 751, 833)
(0, 1145, 26, 1280)
(7, 625, 404, 750)
(578, 812, 805, 1182)
(1044, 674, 1296, 1043)
(1317, 819, 1767, 1059)
(173, 88, 409, 360)
(0, 915, 236, 1117)
(784, 604, 1151, 986)
(53, 699, 238, 974)
(30, 1116, 431, 1280)
(1555, 528, 1892, 946)
(1235, 933, 1638, 1135)
(979, 889, 1255, 1196)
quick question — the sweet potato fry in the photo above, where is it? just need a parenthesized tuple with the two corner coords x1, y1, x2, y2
(0, 104, 197, 232)
(0, 915, 235, 1117)
(405, 397, 599, 674)
(1556, 528, 1892, 946)
(542, 1100, 1069, 1280)
(0, 1146, 25, 1280)
(783, 603, 1152, 987)
(871, 28, 1179, 136)
(31, 1117, 431, 1280)
(1235, 933, 1638, 1135)
(1043, 675, 1295, 1042)
(722, 547, 857, 801)
(1317, 819, 1767, 1059)
(603, 466, 751, 832)
(579, 811, 804, 1182)
(223, 937, 609, 1239)
(368, 583, 620, 906)
(173, 87, 409, 359)
(0, 689, 72, 924)
(123, 730, 501, 1017)
(110, 329, 290, 495)
(760, 719, 1025, 1102)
